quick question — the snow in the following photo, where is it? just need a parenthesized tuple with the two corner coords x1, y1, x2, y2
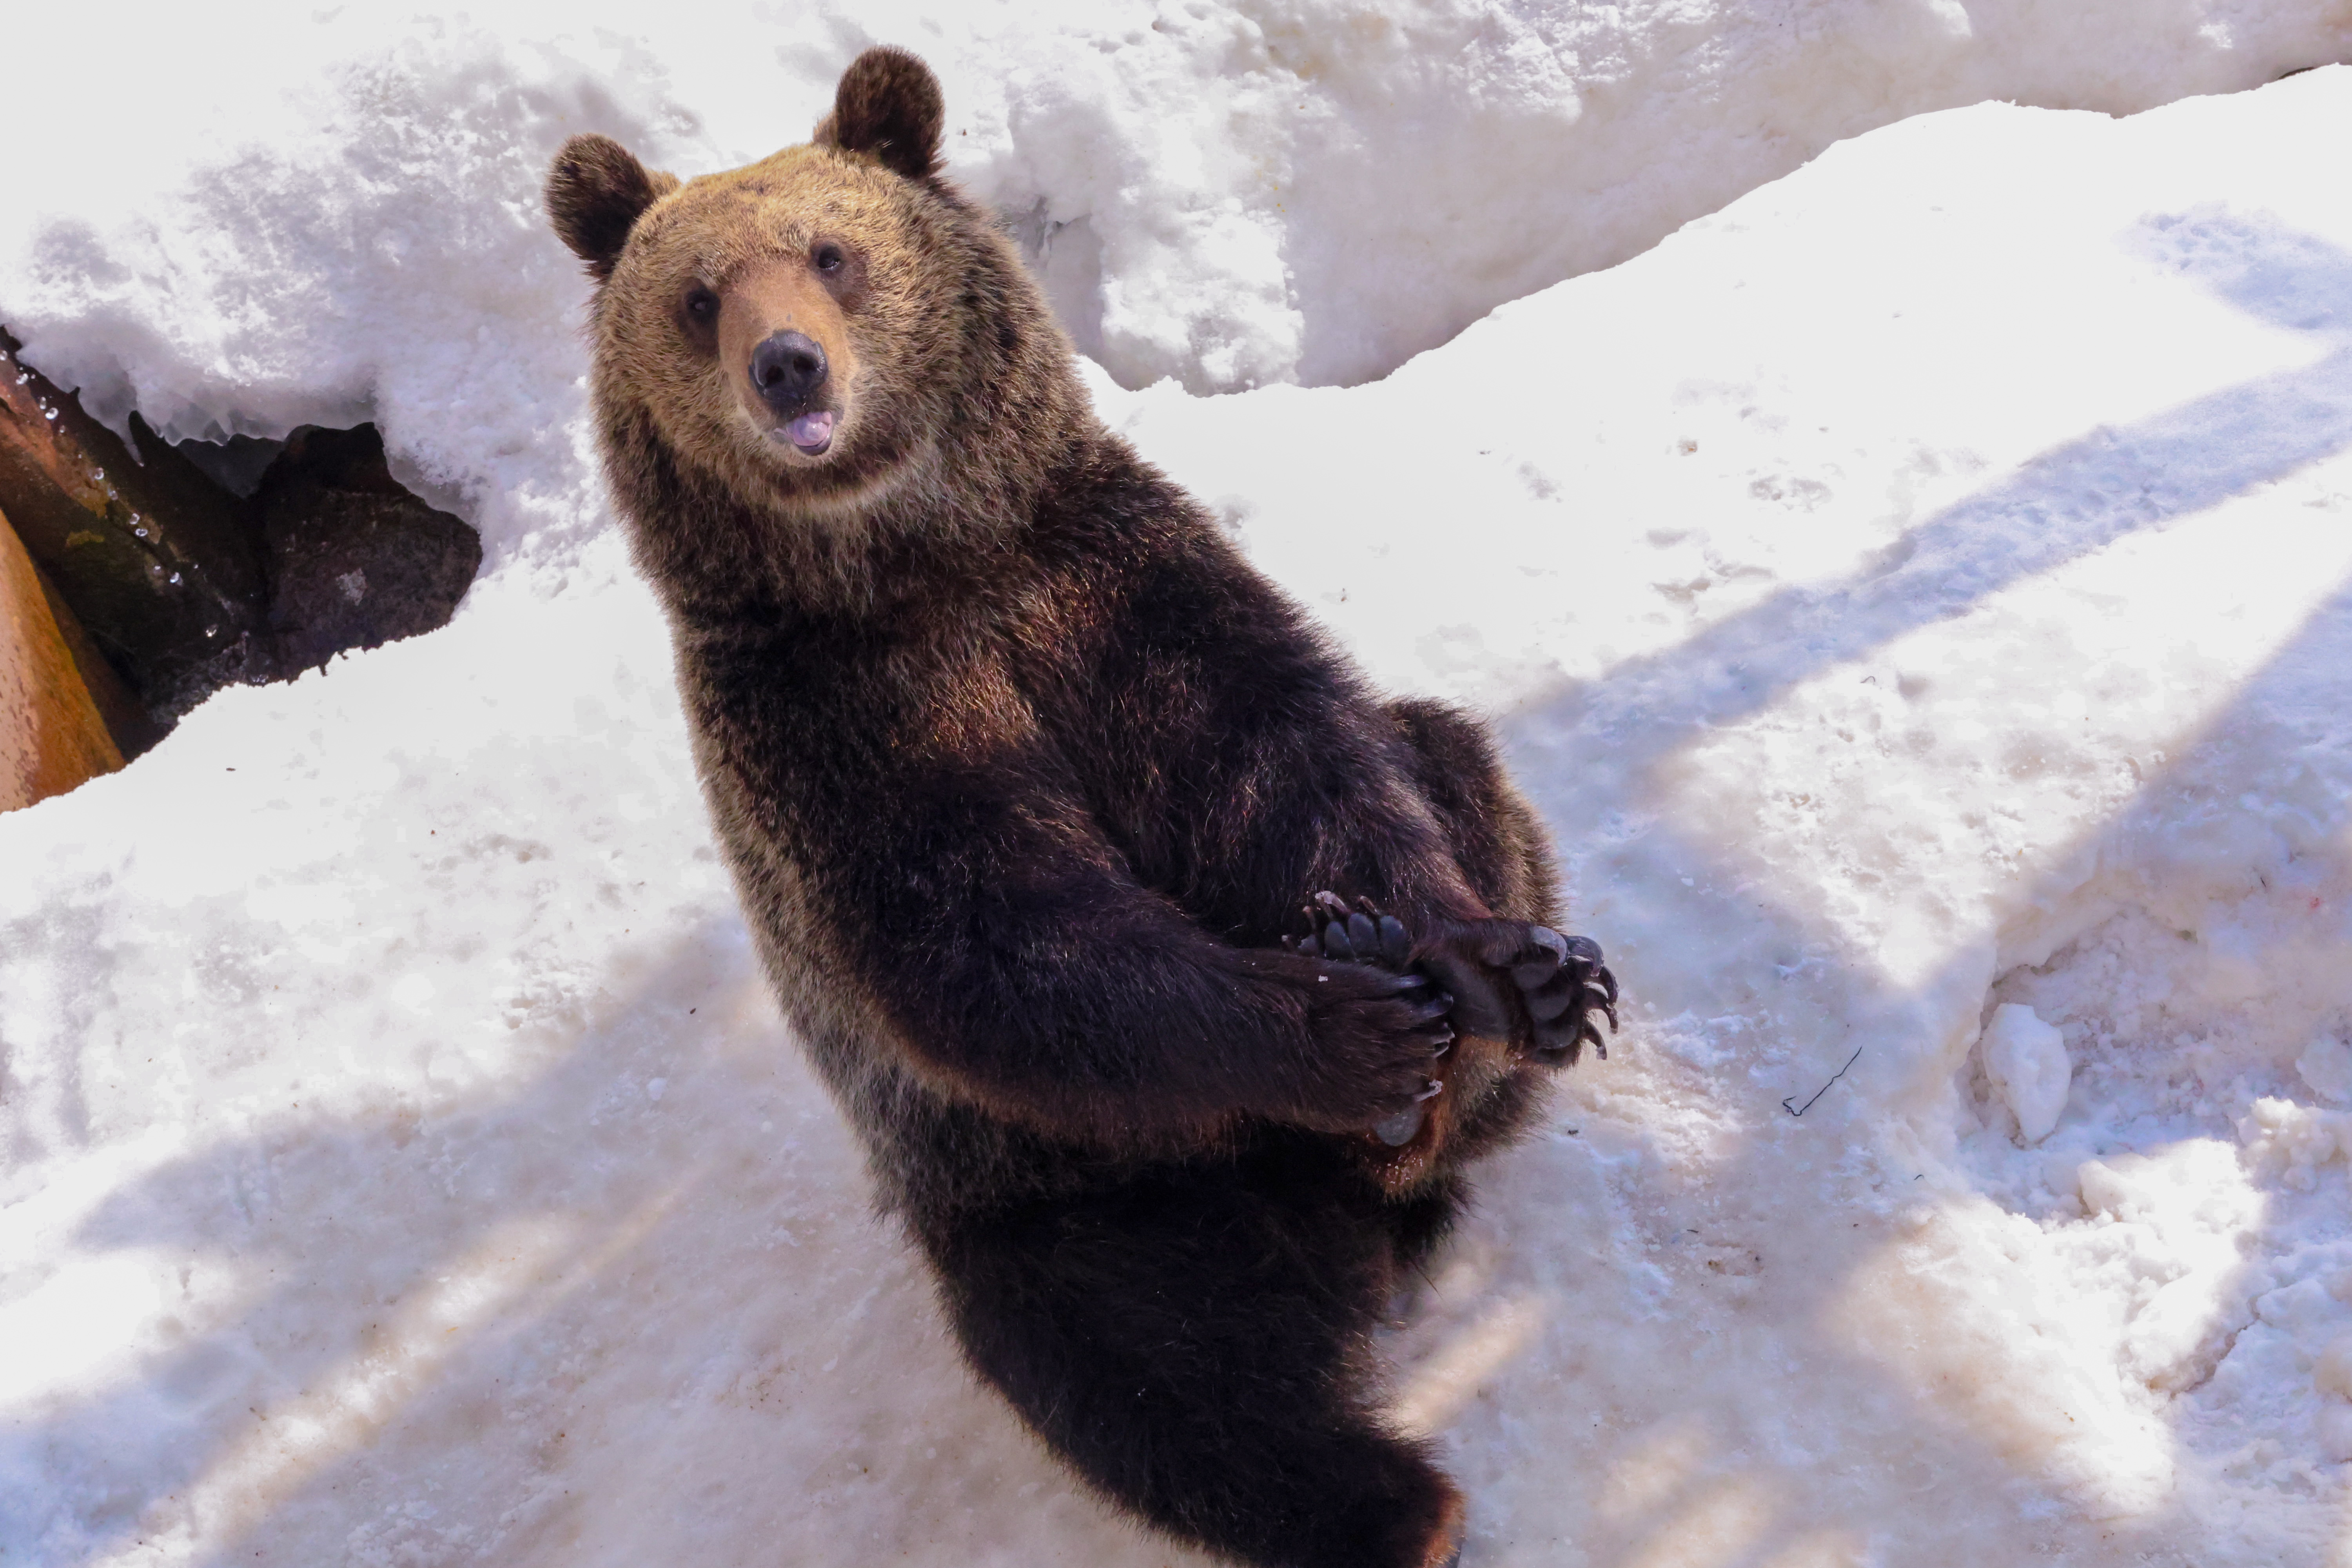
(2301, 1034, 2352, 1102)
(5, 7, 2352, 1567)
(1982, 1004, 2071, 1144)
(2, 4, 2343, 470)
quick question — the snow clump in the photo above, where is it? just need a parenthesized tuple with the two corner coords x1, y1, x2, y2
(1982, 1003, 2072, 1143)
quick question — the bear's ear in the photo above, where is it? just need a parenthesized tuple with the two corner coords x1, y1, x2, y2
(814, 47, 944, 182)
(546, 134, 679, 283)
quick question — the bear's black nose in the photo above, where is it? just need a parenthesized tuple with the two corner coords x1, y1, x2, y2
(750, 330, 828, 412)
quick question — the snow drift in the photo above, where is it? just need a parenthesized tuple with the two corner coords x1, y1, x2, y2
(0, 2, 2341, 488)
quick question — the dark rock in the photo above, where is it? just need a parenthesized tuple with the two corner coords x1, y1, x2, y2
(176, 433, 287, 499)
(255, 425, 481, 673)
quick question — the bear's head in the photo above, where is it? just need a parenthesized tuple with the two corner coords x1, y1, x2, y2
(547, 47, 1073, 533)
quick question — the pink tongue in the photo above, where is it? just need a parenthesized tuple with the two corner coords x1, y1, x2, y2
(788, 410, 835, 448)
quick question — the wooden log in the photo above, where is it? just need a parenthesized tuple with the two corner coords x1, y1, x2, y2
(0, 330, 273, 719)
(35, 550, 166, 760)
(1, 499, 123, 813)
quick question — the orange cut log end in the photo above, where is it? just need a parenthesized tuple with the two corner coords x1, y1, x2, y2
(2, 500, 123, 812)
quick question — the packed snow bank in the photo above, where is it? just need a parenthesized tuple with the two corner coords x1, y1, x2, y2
(0, 2, 2342, 520)
(8, 36, 2352, 1568)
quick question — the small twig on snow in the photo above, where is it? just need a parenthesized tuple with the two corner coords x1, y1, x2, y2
(1781, 1045, 1864, 1118)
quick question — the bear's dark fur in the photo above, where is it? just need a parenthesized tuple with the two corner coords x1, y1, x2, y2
(548, 47, 1612, 1568)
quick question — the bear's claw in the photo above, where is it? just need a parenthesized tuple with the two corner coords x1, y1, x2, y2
(1314, 899, 1618, 1067)
(1515, 925, 1617, 1062)
(1287, 891, 1619, 1134)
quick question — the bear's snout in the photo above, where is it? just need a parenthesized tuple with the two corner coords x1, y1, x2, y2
(712, 257, 859, 461)
(751, 330, 829, 414)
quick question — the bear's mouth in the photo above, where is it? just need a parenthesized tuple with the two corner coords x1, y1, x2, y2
(775, 409, 836, 457)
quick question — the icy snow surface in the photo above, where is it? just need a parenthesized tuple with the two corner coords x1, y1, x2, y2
(6, 8, 2352, 1568)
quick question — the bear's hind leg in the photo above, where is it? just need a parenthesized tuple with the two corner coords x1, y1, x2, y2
(920, 1144, 1465, 1568)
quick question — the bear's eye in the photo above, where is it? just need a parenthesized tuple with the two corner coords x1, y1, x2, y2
(684, 284, 720, 321)
(813, 243, 845, 274)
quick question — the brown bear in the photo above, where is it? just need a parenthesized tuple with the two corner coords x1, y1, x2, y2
(546, 47, 1614, 1568)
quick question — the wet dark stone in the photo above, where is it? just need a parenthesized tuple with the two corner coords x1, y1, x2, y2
(254, 425, 481, 675)
(176, 433, 286, 499)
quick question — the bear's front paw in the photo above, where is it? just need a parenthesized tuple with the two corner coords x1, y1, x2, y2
(1287, 892, 1454, 1145)
(1416, 915, 1618, 1066)
(1282, 893, 1455, 1142)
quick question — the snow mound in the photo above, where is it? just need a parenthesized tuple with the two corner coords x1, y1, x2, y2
(6, 18, 2352, 1568)
(0, 0, 2341, 523)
